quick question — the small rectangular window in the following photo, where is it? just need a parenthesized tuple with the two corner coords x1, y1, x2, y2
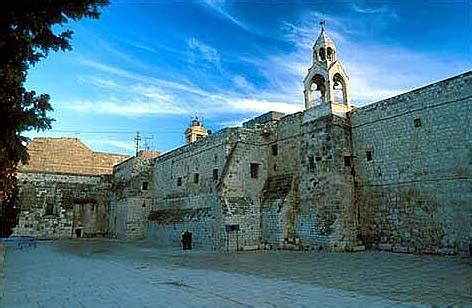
(213, 169, 218, 181)
(414, 118, 422, 128)
(177, 177, 182, 186)
(366, 151, 373, 161)
(308, 156, 315, 172)
(194, 173, 199, 184)
(271, 144, 278, 156)
(250, 163, 259, 179)
(142, 181, 149, 191)
(315, 156, 322, 162)
(344, 156, 351, 167)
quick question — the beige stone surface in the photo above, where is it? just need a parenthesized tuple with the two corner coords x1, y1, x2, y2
(19, 137, 129, 175)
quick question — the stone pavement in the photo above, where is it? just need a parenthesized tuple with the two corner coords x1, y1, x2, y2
(2, 239, 472, 307)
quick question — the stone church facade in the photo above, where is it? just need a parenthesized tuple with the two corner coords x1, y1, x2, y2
(12, 26, 471, 255)
(128, 26, 470, 254)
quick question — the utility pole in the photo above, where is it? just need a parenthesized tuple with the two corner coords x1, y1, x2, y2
(134, 131, 141, 156)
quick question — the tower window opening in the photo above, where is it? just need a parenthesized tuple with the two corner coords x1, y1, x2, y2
(308, 156, 315, 173)
(271, 144, 278, 156)
(327, 47, 334, 61)
(344, 156, 351, 167)
(142, 181, 148, 191)
(319, 48, 326, 61)
(250, 163, 260, 179)
(213, 169, 218, 181)
(333, 74, 347, 105)
(309, 74, 326, 106)
(194, 173, 199, 184)
(366, 151, 373, 161)
(177, 177, 182, 186)
(414, 118, 422, 128)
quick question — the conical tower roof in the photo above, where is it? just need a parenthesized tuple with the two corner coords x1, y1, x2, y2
(314, 21, 335, 49)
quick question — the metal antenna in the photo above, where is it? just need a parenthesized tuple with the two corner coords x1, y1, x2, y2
(134, 131, 141, 156)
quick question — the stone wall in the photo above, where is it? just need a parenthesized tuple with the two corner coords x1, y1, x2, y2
(110, 157, 156, 239)
(350, 71, 472, 254)
(218, 128, 268, 251)
(147, 129, 232, 249)
(260, 113, 302, 247)
(297, 113, 358, 250)
(12, 172, 112, 239)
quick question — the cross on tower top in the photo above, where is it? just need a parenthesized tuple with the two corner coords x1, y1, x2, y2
(320, 20, 326, 31)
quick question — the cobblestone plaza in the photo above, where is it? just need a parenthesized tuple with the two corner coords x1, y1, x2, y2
(2, 240, 471, 307)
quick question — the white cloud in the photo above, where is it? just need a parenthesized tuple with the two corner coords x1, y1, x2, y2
(77, 76, 119, 89)
(201, 0, 251, 32)
(131, 84, 173, 101)
(187, 38, 221, 65)
(352, 4, 399, 21)
(68, 98, 188, 116)
(232, 75, 254, 91)
(86, 139, 135, 154)
(242, 10, 471, 106)
(228, 98, 302, 114)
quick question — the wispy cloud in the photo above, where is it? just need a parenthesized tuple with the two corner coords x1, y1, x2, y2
(232, 75, 254, 92)
(68, 98, 189, 116)
(242, 10, 470, 106)
(71, 10, 470, 122)
(352, 4, 399, 20)
(87, 139, 135, 153)
(187, 38, 221, 65)
(201, 0, 251, 32)
(77, 76, 120, 89)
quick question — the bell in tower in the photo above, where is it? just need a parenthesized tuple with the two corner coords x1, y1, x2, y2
(303, 21, 351, 115)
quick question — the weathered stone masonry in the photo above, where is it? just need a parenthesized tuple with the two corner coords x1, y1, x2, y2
(350, 72, 472, 254)
(13, 26, 471, 256)
(125, 26, 471, 254)
(110, 152, 157, 240)
(13, 138, 129, 239)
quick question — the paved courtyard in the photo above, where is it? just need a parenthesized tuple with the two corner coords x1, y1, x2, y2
(1, 239, 471, 307)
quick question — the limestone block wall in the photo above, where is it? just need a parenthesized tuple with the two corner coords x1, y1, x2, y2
(13, 172, 112, 239)
(296, 114, 357, 250)
(145, 195, 218, 248)
(350, 71, 472, 254)
(260, 113, 302, 246)
(110, 157, 156, 239)
(148, 130, 233, 248)
(219, 128, 268, 251)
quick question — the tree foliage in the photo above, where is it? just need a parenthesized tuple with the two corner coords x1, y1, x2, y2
(0, 0, 109, 236)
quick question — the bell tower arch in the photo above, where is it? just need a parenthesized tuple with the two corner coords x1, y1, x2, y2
(303, 21, 351, 116)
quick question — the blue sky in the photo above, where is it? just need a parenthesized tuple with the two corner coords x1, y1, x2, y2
(25, 0, 472, 155)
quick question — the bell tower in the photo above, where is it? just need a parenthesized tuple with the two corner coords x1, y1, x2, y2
(184, 116, 208, 144)
(303, 21, 351, 115)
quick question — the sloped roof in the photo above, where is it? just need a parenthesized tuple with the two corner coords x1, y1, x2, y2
(18, 137, 129, 175)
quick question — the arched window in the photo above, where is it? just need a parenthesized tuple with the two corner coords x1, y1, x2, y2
(327, 47, 333, 61)
(319, 48, 326, 61)
(310, 74, 326, 105)
(333, 74, 347, 105)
